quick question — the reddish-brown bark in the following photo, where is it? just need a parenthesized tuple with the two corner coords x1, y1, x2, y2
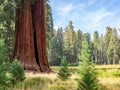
(13, 0, 51, 72)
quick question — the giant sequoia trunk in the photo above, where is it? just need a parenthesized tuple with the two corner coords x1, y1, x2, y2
(13, 0, 51, 72)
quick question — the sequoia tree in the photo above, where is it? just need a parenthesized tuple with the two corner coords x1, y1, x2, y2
(13, 0, 51, 72)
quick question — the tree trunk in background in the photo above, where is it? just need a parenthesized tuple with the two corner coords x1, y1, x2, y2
(13, 0, 51, 72)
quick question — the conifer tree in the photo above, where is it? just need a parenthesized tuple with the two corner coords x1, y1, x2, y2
(77, 33, 98, 90)
(0, 1, 15, 62)
(99, 34, 105, 64)
(76, 30, 83, 62)
(107, 28, 119, 64)
(93, 31, 100, 64)
(64, 21, 76, 63)
(57, 57, 71, 81)
(49, 28, 63, 66)
(104, 26, 112, 64)
(45, 0, 54, 50)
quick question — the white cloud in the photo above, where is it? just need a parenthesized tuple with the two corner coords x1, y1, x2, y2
(88, 0, 96, 6)
(57, 3, 74, 16)
(81, 9, 114, 30)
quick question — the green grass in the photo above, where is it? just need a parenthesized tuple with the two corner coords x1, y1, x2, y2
(7, 65, 120, 90)
(98, 69, 120, 77)
(8, 77, 52, 90)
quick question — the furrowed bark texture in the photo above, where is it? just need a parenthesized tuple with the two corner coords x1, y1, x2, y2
(13, 0, 51, 72)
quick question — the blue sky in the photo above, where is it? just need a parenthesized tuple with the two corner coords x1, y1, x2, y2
(49, 0, 120, 35)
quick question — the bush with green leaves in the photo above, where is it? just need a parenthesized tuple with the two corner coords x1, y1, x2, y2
(77, 33, 99, 90)
(0, 39, 7, 64)
(0, 59, 25, 89)
(9, 59, 25, 84)
(57, 57, 71, 81)
(0, 63, 12, 89)
(0, 39, 24, 89)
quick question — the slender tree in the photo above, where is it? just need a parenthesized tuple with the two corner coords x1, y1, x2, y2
(49, 27, 63, 66)
(93, 31, 99, 64)
(77, 33, 98, 90)
(76, 30, 83, 62)
(99, 34, 105, 64)
(64, 21, 76, 63)
(107, 28, 119, 64)
(104, 26, 112, 64)
(45, 0, 54, 50)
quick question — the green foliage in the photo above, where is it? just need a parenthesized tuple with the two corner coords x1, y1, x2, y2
(49, 28, 63, 66)
(9, 60, 25, 84)
(0, 0, 15, 61)
(68, 62, 79, 66)
(98, 69, 120, 77)
(77, 33, 99, 90)
(45, 0, 54, 55)
(106, 28, 119, 64)
(57, 57, 71, 81)
(77, 64, 99, 90)
(0, 63, 12, 89)
(93, 31, 100, 64)
(63, 21, 77, 63)
(0, 39, 24, 90)
(0, 59, 25, 89)
(0, 39, 7, 64)
(45, 0, 54, 42)
(0, 40, 25, 87)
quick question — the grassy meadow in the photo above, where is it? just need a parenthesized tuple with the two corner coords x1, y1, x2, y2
(8, 65, 120, 90)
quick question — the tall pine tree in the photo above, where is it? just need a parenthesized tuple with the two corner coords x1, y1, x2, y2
(93, 31, 100, 64)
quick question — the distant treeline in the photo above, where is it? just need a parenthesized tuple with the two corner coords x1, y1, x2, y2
(47, 20, 120, 66)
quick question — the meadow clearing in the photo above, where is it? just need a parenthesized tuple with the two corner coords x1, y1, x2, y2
(8, 65, 120, 90)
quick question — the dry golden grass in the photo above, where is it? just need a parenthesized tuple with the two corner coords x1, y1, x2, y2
(10, 65, 120, 90)
(99, 77, 120, 85)
(96, 65, 120, 69)
(25, 72, 57, 79)
(51, 65, 120, 70)
(99, 77, 120, 90)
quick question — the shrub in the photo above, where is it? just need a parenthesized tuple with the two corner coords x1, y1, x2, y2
(0, 63, 12, 89)
(0, 59, 25, 89)
(9, 59, 25, 84)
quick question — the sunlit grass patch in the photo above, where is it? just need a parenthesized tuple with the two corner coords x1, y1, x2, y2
(98, 69, 120, 77)
(8, 77, 52, 90)
(48, 79, 77, 90)
(99, 77, 120, 90)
